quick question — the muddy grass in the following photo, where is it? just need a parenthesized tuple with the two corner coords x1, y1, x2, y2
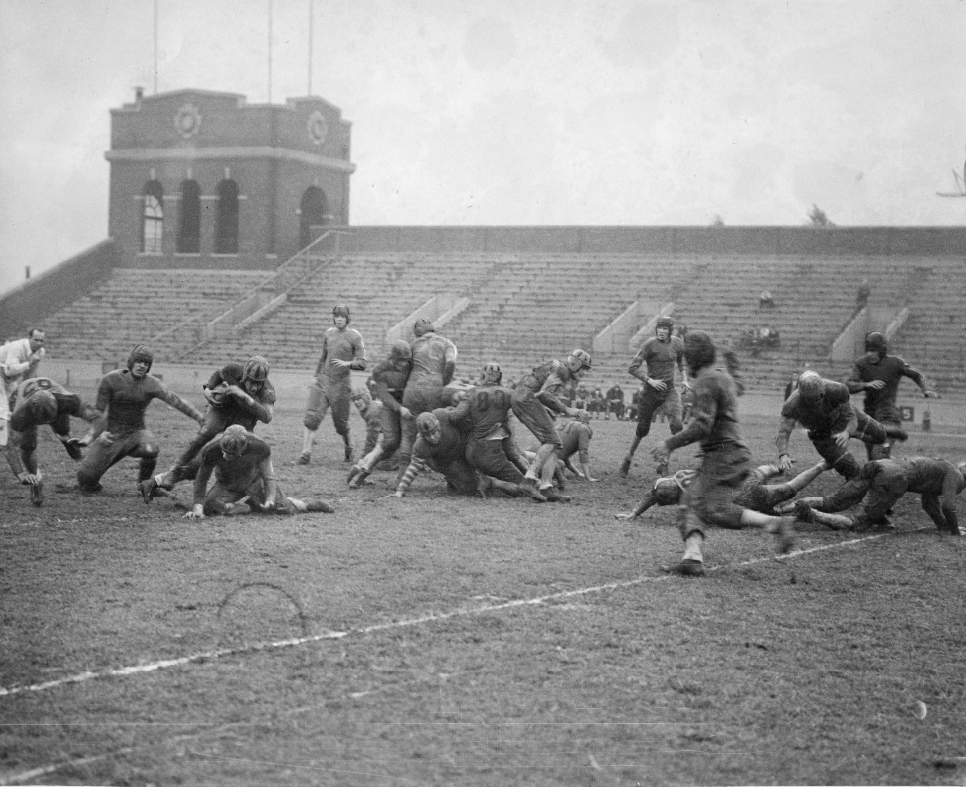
(1, 395, 965, 786)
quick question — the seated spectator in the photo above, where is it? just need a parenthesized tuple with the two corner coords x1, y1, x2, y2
(759, 290, 775, 308)
(605, 383, 625, 421)
(856, 278, 871, 308)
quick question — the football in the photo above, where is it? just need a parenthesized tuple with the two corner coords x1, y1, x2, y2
(206, 382, 231, 406)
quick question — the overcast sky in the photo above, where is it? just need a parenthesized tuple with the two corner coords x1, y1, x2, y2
(2, 0, 965, 295)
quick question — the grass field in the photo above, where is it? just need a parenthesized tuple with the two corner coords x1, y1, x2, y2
(1, 387, 965, 786)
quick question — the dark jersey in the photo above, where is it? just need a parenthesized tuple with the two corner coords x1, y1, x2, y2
(9, 377, 97, 434)
(370, 358, 411, 412)
(450, 383, 514, 440)
(629, 336, 686, 385)
(847, 355, 926, 422)
(194, 433, 273, 503)
(96, 369, 201, 434)
(314, 327, 367, 384)
(206, 362, 276, 428)
(410, 409, 466, 469)
(779, 381, 852, 437)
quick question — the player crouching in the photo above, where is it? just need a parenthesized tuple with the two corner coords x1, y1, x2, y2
(185, 425, 334, 520)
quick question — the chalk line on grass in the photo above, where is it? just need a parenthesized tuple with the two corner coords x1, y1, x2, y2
(0, 531, 893, 701)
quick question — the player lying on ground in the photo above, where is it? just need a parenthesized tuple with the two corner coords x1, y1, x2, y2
(785, 457, 966, 535)
(615, 460, 829, 521)
(77, 345, 204, 494)
(522, 413, 598, 487)
(2, 377, 99, 506)
(395, 410, 549, 501)
(141, 355, 274, 502)
(185, 425, 334, 519)
(776, 370, 909, 480)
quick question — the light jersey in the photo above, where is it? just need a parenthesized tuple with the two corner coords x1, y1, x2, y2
(629, 336, 685, 385)
(194, 433, 273, 501)
(780, 381, 852, 435)
(9, 377, 95, 431)
(408, 332, 457, 389)
(0, 338, 44, 384)
(205, 362, 276, 429)
(316, 327, 367, 384)
(96, 369, 200, 434)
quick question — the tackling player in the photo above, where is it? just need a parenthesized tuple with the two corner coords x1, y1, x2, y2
(76, 345, 204, 493)
(299, 305, 367, 465)
(776, 370, 908, 480)
(651, 331, 802, 576)
(185, 425, 334, 519)
(511, 349, 592, 499)
(352, 386, 384, 460)
(615, 460, 828, 521)
(347, 341, 413, 489)
(621, 316, 690, 478)
(0, 328, 46, 463)
(846, 331, 935, 460)
(3, 377, 99, 506)
(397, 318, 458, 479)
(140, 355, 274, 501)
(792, 457, 966, 535)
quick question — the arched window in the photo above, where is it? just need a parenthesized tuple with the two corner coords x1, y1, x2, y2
(142, 181, 164, 254)
(300, 187, 328, 249)
(178, 179, 201, 253)
(215, 179, 239, 254)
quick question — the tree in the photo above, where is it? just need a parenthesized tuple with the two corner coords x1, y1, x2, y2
(806, 204, 836, 228)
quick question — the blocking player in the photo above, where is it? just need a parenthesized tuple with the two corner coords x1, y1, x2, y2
(776, 370, 909, 480)
(185, 425, 334, 519)
(395, 410, 543, 501)
(141, 355, 274, 501)
(554, 415, 598, 484)
(621, 316, 690, 478)
(76, 345, 204, 493)
(352, 386, 384, 459)
(449, 362, 549, 502)
(347, 341, 413, 489)
(650, 331, 802, 577)
(0, 328, 46, 461)
(299, 305, 367, 465)
(3, 377, 99, 506)
(846, 331, 935, 460)
(511, 349, 592, 498)
(615, 460, 828, 521)
(397, 318, 458, 478)
(789, 457, 966, 535)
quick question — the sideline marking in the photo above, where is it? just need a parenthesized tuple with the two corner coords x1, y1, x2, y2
(0, 531, 895, 700)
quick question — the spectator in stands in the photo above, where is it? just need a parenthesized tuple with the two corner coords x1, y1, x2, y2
(299, 305, 368, 465)
(574, 383, 589, 415)
(605, 382, 625, 420)
(628, 384, 645, 422)
(0, 328, 46, 462)
(621, 316, 690, 478)
(856, 278, 871, 308)
(589, 386, 605, 419)
(759, 290, 775, 309)
(845, 331, 935, 460)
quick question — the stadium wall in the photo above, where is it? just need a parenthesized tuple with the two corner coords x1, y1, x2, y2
(0, 239, 120, 342)
(335, 225, 966, 256)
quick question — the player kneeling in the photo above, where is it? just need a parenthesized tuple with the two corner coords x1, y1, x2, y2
(185, 425, 334, 519)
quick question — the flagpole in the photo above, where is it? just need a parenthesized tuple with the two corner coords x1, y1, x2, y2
(268, 0, 273, 103)
(153, 0, 159, 93)
(308, 0, 314, 95)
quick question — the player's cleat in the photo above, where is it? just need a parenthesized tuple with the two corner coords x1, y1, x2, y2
(297, 453, 311, 465)
(30, 478, 44, 507)
(619, 455, 632, 478)
(664, 558, 705, 577)
(519, 483, 548, 502)
(63, 439, 84, 461)
(138, 477, 158, 504)
(540, 486, 571, 503)
(306, 499, 335, 513)
(347, 465, 370, 489)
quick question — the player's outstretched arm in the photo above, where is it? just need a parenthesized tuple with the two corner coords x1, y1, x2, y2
(615, 490, 658, 520)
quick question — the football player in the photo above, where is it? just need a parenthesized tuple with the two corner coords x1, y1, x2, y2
(650, 331, 803, 576)
(396, 318, 458, 479)
(352, 386, 384, 459)
(776, 370, 909, 480)
(0, 328, 46, 459)
(141, 355, 274, 501)
(846, 331, 935, 460)
(76, 345, 204, 493)
(790, 457, 966, 535)
(3, 376, 99, 506)
(621, 316, 690, 478)
(299, 305, 367, 465)
(511, 349, 592, 499)
(615, 460, 828, 521)
(185, 425, 334, 519)
(347, 341, 413, 489)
